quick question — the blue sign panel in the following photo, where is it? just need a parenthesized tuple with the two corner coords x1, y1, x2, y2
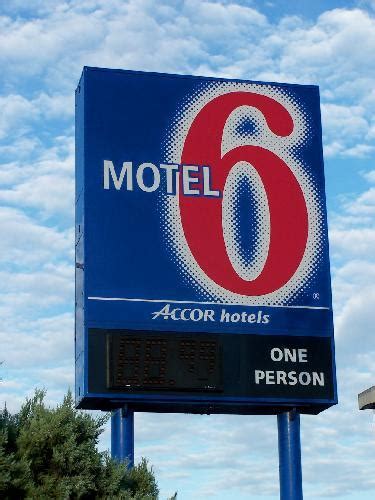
(75, 66, 337, 413)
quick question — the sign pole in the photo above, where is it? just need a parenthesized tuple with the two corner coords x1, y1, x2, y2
(277, 410, 303, 500)
(111, 406, 134, 468)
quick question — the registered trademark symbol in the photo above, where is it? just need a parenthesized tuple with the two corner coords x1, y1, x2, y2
(313, 293, 320, 300)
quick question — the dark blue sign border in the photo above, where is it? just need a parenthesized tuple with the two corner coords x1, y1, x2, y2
(75, 67, 337, 413)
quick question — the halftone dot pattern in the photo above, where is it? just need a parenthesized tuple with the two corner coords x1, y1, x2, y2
(236, 117, 259, 137)
(222, 106, 262, 155)
(160, 81, 325, 306)
(222, 161, 270, 282)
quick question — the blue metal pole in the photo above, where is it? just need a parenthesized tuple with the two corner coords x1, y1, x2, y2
(111, 407, 134, 468)
(277, 410, 303, 500)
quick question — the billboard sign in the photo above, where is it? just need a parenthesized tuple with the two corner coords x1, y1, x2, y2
(75, 67, 337, 414)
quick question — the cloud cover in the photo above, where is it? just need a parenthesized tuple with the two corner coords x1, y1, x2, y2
(1, 1, 375, 499)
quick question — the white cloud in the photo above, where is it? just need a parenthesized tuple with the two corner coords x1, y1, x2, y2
(1, 3, 375, 499)
(323, 140, 344, 157)
(0, 2, 374, 159)
(345, 187, 375, 216)
(324, 140, 374, 158)
(276, 9, 375, 79)
(330, 228, 375, 258)
(0, 173, 74, 217)
(335, 279, 375, 345)
(34, 93, 74, 119)
(363, 169, 375, 183)
(0, 93, 73, 143)
(0, 134, 74, 220)
(0, 265, 74, 321)
(322, 103, 368, 137)
(343, 143, 375, 158)
(0, 207, 72, 268)
(0, 137, 42, 160)
(332, 260, 375, 311)
(0, 312, 74, 415)
(0, 313, 73, 369)
(0, 94, 37, 140)
(259, 9, 375, 156)
(329, 170, 375, 261)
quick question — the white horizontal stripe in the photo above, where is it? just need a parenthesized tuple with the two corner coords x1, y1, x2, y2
(87, 296, 330, 310)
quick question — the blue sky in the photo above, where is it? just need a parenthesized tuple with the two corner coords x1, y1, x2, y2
(1, 0, 375, 498)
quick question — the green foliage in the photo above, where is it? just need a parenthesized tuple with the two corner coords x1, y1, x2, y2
(0, 404, 30, 497)
(0, 390, 164, 499)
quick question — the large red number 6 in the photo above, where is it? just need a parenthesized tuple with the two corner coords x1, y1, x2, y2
(180, 92, 308, 296)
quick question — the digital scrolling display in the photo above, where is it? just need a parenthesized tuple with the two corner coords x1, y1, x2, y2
(107, 334, 222, 392)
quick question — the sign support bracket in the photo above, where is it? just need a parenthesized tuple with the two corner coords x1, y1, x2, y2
(111, 405, 134, 468)
(277, 409, 303, 500)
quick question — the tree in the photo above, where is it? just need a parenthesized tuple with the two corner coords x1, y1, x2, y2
(0, 404, 30, 497)
(0, 390, 165, 499)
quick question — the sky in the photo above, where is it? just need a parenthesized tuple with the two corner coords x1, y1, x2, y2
(1, 0, 375, 498)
